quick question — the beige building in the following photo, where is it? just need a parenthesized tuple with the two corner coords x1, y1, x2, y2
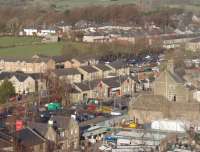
(69, 76, 135, 103)
(153, 60, 190, 102)
(28, 116, 79, 151)
(70, 82, 95, 103)
(0, 72, 46, 94)
(78, 65, 100, 81)
(93, 64, 113, 78)
(0, 55, 56, 73)
(186, 37, 200, 52)
(106, 60, 130, 76)
(129, 94, 200, 124)
(51, 68, 82, 83)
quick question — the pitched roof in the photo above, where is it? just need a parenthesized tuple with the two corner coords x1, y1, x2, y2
(168, 71, 185, 83)
(0, 71, 33, 82)
(79, 65, 98, 73)
(16, 128, 46, 147)
(51, 56, 69, 63)
(131, 95, 170, 112)
(0, 131, 13, 149)
(53, 68, 81, 76)
(0, 72, 12, 80)
(189, 37, 200, 43)
(108, 60, 128, 69)
(94, 64, 112, 71)
(74, 82, 91, 91)
(0, 56, 49, 63)
(27, 122, 48, 137)
(50, 116, 71, 129)
(13, 73, 29, 82)
(102, 76, 128, 88)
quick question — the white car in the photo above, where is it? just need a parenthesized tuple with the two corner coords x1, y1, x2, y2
(110, 111, 122, 116)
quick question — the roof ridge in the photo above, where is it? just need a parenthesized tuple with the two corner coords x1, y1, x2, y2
(26, 127, 46, 142)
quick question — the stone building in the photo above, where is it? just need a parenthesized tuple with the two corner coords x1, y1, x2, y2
(78, 65, 100, 81)
(106, 60, 130, 76)
(16, 127, 47, 152)
(0, 72, 46, 94)
(129, 94, 200, 124)
(28, 116, 79, 151)
(153, 60, 190, 102)
(51, 68, 82, 83)
(93, 64, 113, 79)
(0, 55, 55, 73)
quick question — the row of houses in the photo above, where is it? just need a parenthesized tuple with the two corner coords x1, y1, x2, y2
(69, 76, 135, 103)
(0, 71, 46, 94)
(51, 61, 130, 83)
(0, 55, 99, 74)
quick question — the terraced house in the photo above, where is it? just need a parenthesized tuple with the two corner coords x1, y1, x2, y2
(51, 68, 82, 83)
(78, 65, 100, 81)
(106, 60, 130, 76)
(69, 76, 135, 103)
(0, 55, 55, 73)
(0, 71, 46, 94)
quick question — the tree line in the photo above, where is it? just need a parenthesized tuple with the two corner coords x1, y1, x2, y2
(0, 5, 184, 34)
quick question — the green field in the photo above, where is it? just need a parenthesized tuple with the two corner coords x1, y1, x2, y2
(0, 36, 63, 58)
(0, 36, 41, 47)
(52, 0, 136, 10)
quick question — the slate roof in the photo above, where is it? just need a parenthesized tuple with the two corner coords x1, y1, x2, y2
(0, 132, 13, 149)
(74, 82, 91, 91)
(168, 71, 185, 83)
(94, 64, 112, 71)
(29, 73, 41, 80)
(0, 71, 42, 81)
(51, 56, 68, 63)
(108, 60, 128, 69)
(79, 66, 98, 73)
(28, 122, 48, 137)
(50, 116, 71, 129)
(131, 95, 169, 112)
(102, 76, 128, 88)
(0, 72, 12, 80)
(13, 73, 29, 82)
(0, 56, 49, 63)
(16, 128, 45, 147)
(189, 37, 200, 43)
(54, 68, 81, 76)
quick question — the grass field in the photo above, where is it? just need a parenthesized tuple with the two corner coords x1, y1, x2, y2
(0, 36, 63, 58)
(0, 36, 41, 47)
(52, 0, 136, 10)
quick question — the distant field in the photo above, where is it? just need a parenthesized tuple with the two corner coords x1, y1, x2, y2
(167, 4, 200, 12)
(0, 0, 137, 11)
(0, 36, 41, 47)
(0, 36, 63, 58)
(51, 0, 136, 10)
(0, 43, 63, 58)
